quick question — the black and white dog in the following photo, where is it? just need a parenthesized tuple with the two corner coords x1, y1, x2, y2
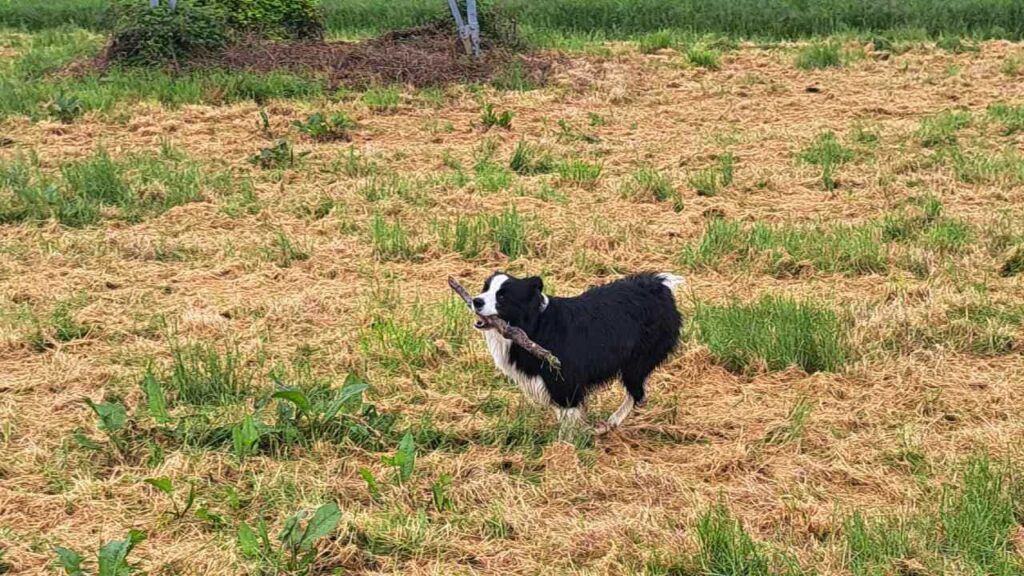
(472, 272, 683, 434)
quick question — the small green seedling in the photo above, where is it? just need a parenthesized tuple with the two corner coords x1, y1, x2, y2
(258, 110, 271, 135)
(359, 467, 383, 502)
(270, 373, 369, 443)
(54, 530, 146, 576)
(480, 103, 514, 130)
(249, 140, 309, 169)
(47, 92, 83, 124)
(80, 399, 128, 455)
(291, 112, 356, 142)
(381, 431, 416, 484)
(144, 477, 196, 521)
(140, 370, 171, 424)
(237, 502, 342, 574)
(557, 118, 599, 143)
(431, 473, 456, 512)
(231, 414, 263, 462)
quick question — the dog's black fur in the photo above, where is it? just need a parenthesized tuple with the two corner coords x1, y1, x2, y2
(474, 272, 683, 412)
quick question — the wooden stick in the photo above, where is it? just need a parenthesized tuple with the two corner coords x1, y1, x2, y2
(448, 276, 561, 371)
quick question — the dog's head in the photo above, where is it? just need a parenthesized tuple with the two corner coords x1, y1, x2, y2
(472, 272, 544, 329)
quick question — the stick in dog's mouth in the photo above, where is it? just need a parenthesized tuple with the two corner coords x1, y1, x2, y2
(448, 276, 562, 371)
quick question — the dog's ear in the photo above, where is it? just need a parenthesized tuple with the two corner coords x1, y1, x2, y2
(528, 276, 544, 294)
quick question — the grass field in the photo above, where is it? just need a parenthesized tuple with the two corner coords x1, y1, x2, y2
(2, 8, 1024, 576)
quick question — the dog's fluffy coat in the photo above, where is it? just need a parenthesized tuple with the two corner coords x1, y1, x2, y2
(473, 272, 683, 432)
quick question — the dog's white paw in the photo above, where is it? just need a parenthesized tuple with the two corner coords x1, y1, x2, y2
(593, 421, 614, 436)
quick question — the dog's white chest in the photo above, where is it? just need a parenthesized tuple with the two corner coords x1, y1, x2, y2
(483, 330, 551, 405)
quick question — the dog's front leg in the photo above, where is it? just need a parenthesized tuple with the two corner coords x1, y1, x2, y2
(555, 406, 585, 444)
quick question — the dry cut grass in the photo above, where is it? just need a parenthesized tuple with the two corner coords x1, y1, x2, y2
(1, 36, 1024, 575)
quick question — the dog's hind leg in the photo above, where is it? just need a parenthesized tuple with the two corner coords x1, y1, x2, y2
(593, 392, 635, 435)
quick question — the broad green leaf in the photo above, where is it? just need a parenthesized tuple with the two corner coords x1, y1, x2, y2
(396, 432, 416, 483)
(237, 522, 260, 558)
(141, 372, 170, 423)
(231, 415, 261, 461)
(97, 530, 146, 576)
(53, 546, 85, 576)
(271, 389, 310, 413)
(340, 373, 369, 403)
(98, 545, 129, 576)
(144, 477, 174, 496)
(278, 511, 303, 550)
(323, 375, 369, 420)
(84, 399, 127, 433)
(299, 502, 342, 550)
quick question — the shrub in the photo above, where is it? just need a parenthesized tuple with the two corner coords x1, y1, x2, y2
(106, 1, 229, 66)
(197, 0, 324, 40)
(106, 0, 323, 66)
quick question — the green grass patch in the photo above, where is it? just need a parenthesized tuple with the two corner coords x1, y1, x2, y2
(473, 149, 515, 193)
(261, 231, 311, 268)
(638, 29, 679, 53)
(370, 214, 424, 261)
(0, 148, 205, 227)
(938, 456, 1022, 573)
(556, 159, 602, 187)
(987, 103, 1024, 136)
(621, 165, 682, 210)
(487, 206, 530, 259)
(688, 152, 734, 196)
(693, 502, 783, 575)
(680, 217, 887, 276)
(795, 42, 843, 70)
(921, 218, 972, 253)
(692, 294, 848, 373)
(685, 44, 722, 69)
(799, 131, 854, 191)
(916, 110, 972, 148)
(361, 86, 401, 113)
(15, 0, 1024, 43)
(0, 32, 326, 120)
(151, 341, 256, 407)
(360, 174, 417, 203)
(509, 141, 555, 176)
(951, 149, 1024, 186)
(435, 207, 530, 260)
(844, 512, 916, 576)
(491, 60, 538, 91)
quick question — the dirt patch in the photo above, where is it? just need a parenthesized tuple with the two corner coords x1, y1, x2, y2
(85, 22, 557, 88)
